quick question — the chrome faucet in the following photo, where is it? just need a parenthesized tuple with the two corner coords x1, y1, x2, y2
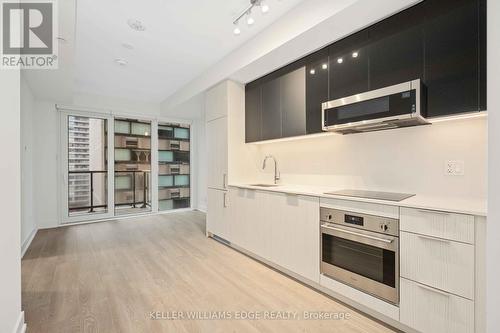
(262, 155, 280, 184)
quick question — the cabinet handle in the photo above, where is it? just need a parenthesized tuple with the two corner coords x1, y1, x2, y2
(417, 209, 450, 216)
(223, 192, 228, 208)
(417, 234, 450, 243)
(416, 283, 450, 297)
(223, 173, 227, 189)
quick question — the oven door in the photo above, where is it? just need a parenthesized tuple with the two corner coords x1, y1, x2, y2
(320, 223, 399, 305)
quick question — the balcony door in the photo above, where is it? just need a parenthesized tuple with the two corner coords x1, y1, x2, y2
(60, 111, 114, 223)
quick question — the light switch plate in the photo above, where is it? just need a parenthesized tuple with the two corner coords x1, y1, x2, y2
(445, 160, 465, 176)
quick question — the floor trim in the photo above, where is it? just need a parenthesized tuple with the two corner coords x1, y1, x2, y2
(13, 311, 26, 333)
(21, 228, 37, 258)
(41, 208, 197, 230)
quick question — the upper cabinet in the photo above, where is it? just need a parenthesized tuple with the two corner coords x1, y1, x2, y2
(368, 4, 424, 91)
(205, 81, 228, 122)
(329, 30, 370, 100)
(281, 67, 306, 138)
(261, 77, 282, 141)
(423, 0, 485, 117)
(245, 83, 262, 143)
(245, 0, 486, 143)
(305, 49, 329, 134)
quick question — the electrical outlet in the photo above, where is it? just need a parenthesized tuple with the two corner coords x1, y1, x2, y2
(445, 160, 465, 176)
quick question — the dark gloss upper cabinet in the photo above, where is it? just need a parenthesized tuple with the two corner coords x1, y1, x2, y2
(368, 4, 424, 91)
(305, 49, 329, 134)
(244, 0, 486, 142)
(329, 30, 370, 100)
(245, 84, 262, 143)
(261, 78, 282, 141)
(423, 0, 484, 117)
(281, 67, 306, 137)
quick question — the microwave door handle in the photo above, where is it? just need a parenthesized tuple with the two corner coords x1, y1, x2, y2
(321, 224, 394, 244)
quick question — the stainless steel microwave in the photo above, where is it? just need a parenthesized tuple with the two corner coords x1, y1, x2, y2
(322, 79, 429, 134)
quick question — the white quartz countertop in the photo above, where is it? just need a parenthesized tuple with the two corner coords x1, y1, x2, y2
(228, 183, 487, 217)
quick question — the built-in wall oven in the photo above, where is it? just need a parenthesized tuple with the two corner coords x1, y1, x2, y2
(320, 207, 399, 305)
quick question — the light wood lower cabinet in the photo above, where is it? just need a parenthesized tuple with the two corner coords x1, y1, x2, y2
(401, 231, 475, 299)
(400, 278, 474, 333)
(268, 192, 319, 283)
(228, 188, 320, 282)
(207, 188, 230, 240)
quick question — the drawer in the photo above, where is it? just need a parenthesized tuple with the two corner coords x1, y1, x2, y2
(400, 278, 474, 333)
(320, 197, 399, 219)
(401, 231, 474, 299)
(400, 207, 474, 244)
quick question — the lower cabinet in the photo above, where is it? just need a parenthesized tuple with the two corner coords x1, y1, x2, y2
(207, 188, 230, 240)
(228, 188, 320, 283)
(400, 278, 474, 333)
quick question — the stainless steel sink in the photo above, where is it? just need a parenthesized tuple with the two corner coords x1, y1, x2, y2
(248, 183, 280, 187)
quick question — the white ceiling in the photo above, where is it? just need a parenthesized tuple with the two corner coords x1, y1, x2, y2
(74, 0, 304, 102)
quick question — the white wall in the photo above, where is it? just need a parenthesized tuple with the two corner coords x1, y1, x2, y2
(20, 75, 37, 252)
(160, 94, 207, 211)
(0, 68, 24, 332)
(73, 93, 161, 117)
(253, 117, 487, 199)
(32, 101, 59, 229)
(487, 0, 500, 331)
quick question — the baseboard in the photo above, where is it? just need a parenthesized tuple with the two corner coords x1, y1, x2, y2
(197, 204, 207, 213)
(21, 227, 37, 258)
(13, 311, 26, 333)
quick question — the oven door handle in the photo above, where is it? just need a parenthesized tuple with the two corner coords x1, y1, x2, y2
(321, 224, 394, 244)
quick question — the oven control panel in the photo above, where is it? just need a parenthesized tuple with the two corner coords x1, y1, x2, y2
(320, 207, 399, 236)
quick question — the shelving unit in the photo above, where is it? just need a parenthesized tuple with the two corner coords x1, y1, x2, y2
(158, 123, 191, 211)
(114, 119, 152, 215)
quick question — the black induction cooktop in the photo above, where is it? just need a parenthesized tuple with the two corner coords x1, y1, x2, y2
(324, 189, 415, 202)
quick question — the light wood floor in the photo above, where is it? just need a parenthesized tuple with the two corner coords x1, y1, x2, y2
(22, 211, 397, 333)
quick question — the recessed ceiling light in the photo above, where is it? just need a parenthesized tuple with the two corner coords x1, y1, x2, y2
(310, 69, 316, 75)
(121, 43, 134, 50)
(352, 51, 359, 58)
(337, 58, 343, 64)
(114, 58, 128, 66)
(127, 19, 145, 31)
(233, 26, 241, 35)
(261, 4, 270, 13)
(322, 63, 328, 70)
(247, 16, 255, 26)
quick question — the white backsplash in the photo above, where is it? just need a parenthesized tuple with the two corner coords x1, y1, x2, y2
(254, 117, 487, 199)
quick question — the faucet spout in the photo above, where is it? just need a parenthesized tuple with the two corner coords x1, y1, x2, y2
(262, 155, 280, 184)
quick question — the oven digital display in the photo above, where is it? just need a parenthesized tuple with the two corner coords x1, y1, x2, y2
(344, 214, 364, 226)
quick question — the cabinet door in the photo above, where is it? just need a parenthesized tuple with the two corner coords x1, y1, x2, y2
(206, 117, 227, 190)
(401, 231, 474, 299)
(281, 67, 306, 138)
(369, 4, 424, 90)
(269, 192, 320, 282)
(329, 30, 370, 100)
(261, 78, 282, 140)
(400, 278, 474, 333)
(207, 189, 229, 239)
(205, 82, 228, 122)
(245, 84, 262, 143)
(305, 49, 329, 134)
(423, 0, 480, 117)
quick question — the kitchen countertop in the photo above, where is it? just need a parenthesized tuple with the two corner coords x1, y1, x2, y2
(228, 183, 487, 217)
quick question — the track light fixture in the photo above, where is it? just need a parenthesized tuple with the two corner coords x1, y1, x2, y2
(232, 0, 273, 35)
